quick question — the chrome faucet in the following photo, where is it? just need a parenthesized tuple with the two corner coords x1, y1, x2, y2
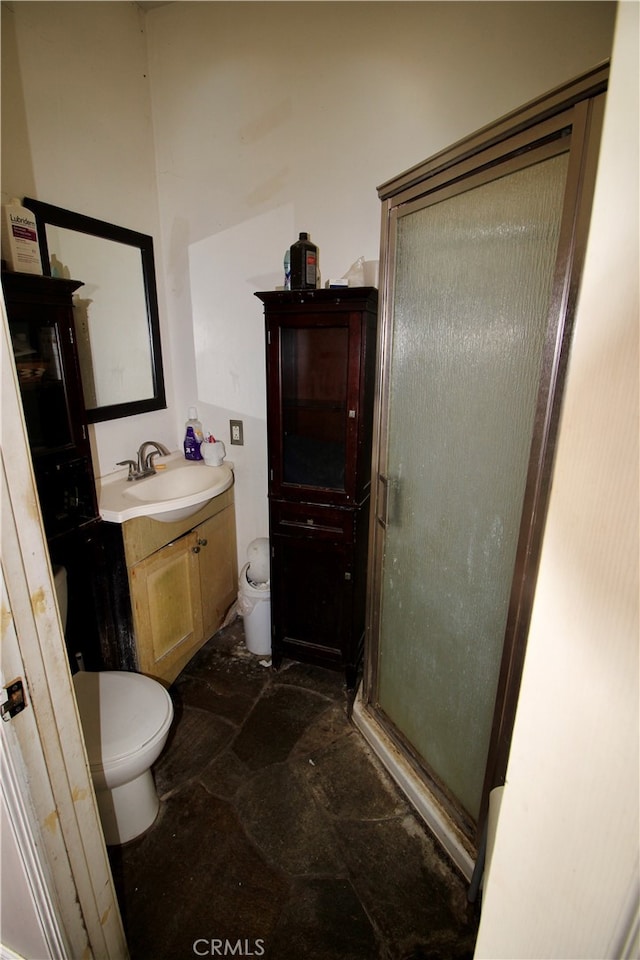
(117, 441, 170, 480)
(137, 440, 170, 474)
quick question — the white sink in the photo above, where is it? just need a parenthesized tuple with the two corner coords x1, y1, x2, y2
(98, 452, 234, 524)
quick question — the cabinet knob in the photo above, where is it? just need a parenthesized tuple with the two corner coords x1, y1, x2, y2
(192, 545, 201, 554)
(198, 538, 208, 547)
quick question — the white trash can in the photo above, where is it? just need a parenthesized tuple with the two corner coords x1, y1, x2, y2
(237, 561, 271, 656)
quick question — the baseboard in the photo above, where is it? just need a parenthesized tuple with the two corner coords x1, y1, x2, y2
(352, 687, 476, 881)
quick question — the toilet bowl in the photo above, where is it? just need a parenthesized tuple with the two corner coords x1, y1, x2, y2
(54, 565, 174, 845)
(72, 670, 173, 844)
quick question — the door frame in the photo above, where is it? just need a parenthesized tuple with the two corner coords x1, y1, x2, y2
(361, 64, 609, 854)
(1, 290, 128, 958)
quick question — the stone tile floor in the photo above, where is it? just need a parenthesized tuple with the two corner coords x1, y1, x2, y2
(109, 620, 479, 960)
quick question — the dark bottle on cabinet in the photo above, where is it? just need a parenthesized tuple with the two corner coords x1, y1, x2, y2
(289, 232, 318, 290)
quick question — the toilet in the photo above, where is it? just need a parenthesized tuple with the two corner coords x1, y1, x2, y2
(54, 565, 173, 845)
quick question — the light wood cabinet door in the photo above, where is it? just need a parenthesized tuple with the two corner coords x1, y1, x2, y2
(130, 530, 203, 683)
(198, 504, 238, 642)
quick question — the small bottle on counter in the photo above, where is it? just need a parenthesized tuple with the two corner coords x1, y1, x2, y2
(184, 406, 204, 460)
(290, 232, 318, 290)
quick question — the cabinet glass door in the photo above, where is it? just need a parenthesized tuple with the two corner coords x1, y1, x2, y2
(280, 325, 349, 491)
(10, 315, 73, 453)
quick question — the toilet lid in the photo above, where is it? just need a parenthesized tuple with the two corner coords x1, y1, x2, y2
(72, 671, 173, 765)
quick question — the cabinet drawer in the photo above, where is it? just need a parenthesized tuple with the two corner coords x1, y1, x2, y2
(269, 500, 355, 542)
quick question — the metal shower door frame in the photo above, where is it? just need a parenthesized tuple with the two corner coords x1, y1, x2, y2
(364, 64, 608, 843)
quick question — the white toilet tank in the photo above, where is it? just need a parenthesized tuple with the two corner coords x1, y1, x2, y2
(53, 564, 68, 631)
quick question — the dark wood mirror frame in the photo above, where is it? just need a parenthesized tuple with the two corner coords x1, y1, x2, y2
(24, 197, 166, 423)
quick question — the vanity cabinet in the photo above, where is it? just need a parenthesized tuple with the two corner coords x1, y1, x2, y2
(130, 530, 203, 680)
(121, 488, 237, 684)
(256, 288, 378, 688)
(198, 506, 239, 641)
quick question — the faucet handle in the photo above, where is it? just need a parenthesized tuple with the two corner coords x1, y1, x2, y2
(117, 459, 138, 481)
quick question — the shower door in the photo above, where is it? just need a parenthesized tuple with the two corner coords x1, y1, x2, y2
(365, 70, 607, 843)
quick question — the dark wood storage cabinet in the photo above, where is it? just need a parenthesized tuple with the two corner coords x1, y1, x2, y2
(256, 287, 378, 688)
(2, 271, 113, 670)
(3, 272, 98, 536)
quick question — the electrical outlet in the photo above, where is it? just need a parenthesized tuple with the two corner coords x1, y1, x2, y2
(230, 420, 244, 445)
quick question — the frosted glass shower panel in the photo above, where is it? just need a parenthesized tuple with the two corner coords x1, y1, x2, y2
(377, 153, 569, 819)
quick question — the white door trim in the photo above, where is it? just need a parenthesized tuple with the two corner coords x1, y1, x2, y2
(1, 289, 128, 959)
(1, 666, 66, 960)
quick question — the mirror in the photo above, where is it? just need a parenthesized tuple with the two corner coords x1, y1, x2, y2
(24, 198, 166, 423)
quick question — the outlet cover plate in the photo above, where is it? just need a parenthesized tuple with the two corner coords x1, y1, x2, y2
(230, 420, 244, 445)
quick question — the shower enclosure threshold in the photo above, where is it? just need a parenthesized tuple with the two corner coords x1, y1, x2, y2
(352, 687, 475, 881)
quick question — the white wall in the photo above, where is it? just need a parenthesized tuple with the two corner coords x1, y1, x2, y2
(1, 1, 616, 564)
(2, 3, 636, 955)
(2, 1, 615, 564)
(144, 0, 616, 561)
(0, 0, 177, 476)
(475, 3, 639, 956)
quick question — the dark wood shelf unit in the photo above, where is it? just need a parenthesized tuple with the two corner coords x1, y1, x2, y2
(3, 270, 117, 672)
(256, 286, 378, 688)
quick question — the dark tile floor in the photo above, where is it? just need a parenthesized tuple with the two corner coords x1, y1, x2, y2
(109, 620, 479, 960)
